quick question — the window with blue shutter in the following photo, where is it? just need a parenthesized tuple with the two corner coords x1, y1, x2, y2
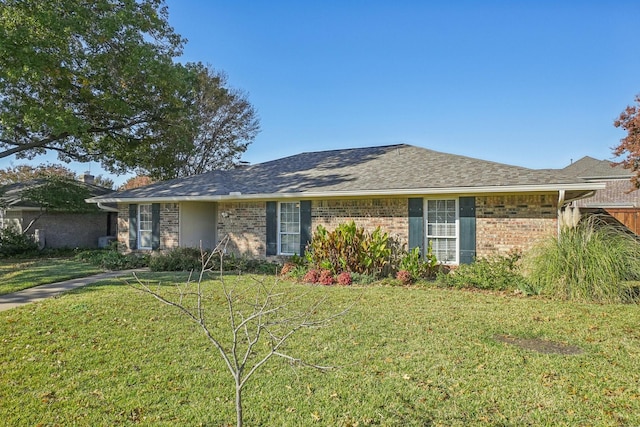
(266, 202, 277, 256)
(151, 203, 160, 250)
(408, 198, 424, 255)
(458, 196, 476, 264)
(129, 204, 138, 250)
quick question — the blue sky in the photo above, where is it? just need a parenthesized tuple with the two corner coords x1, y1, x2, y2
(3, 1, 639, 186)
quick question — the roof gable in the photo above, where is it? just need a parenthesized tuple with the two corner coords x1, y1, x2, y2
(563, 156, 632, 179)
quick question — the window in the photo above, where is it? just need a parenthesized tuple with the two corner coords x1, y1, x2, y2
(278, 202, 300, 255)
(426, 199, 458, 263)
(138, 204, 153, 250)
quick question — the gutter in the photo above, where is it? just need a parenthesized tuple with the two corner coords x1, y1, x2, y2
(95, 202, 119, 212)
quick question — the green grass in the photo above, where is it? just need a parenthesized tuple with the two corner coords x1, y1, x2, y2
(0, 257, 104, 295)
(1, 273, 640, 426)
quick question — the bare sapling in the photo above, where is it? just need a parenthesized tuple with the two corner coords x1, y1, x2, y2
(129, 236, 349, 427)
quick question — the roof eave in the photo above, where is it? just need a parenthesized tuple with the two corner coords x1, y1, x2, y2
(86, 183, 606, 204)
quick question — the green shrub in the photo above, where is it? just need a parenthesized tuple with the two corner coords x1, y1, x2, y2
(76, 249, 149, 270)
(306, 221, 392, 277)
(349, 272, 377, 286)
(523, 217, 640, 303)
(222, 253, 279, 275)
(398, 243, 439, 281)
(0, 226, 39, 257)
(148, 247, 204, 272)
(435, 252, 527, 292)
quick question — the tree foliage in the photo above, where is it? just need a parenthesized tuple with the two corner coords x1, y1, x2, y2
(0, 0, 192, 174)
(0, 163, 113, 189)
(0, 163, 75, 185)
(119, 175, 156, 191)
(172, 64, 260, 177)
(19, 176, 94, 214)
(0, 1, 260, 181)
(613, 94, 640, 188)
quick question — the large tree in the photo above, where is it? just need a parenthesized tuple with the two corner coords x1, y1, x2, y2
(131, 63, 260, 179)
(173, 63, 260, 177)
(613, 94, 640, 188)
(0, 0, 193, 174)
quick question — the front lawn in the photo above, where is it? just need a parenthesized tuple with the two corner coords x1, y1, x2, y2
(1, 273, 639, 426)
(0, 257, 103, 295)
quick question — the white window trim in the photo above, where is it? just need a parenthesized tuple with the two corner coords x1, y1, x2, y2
(138, 203, 153, 250)
(277, 201, 300, 256)
(424, 197, 459, 265)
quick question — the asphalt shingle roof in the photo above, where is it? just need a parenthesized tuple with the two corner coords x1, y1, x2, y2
(1, 179, 112, 208)
(562, 156, 632, 179)
(93, 144, 592, 201)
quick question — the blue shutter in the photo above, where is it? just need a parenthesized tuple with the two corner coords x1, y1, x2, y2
(128, 204, 138, 250)
(299, 200, 312, 256)
(151, 203, 160, 250)
(408, 198, 424, 255)
(459, 197, 476, 264)
(266, 201, 277, 256)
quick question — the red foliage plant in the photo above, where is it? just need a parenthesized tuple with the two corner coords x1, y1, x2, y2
(318, 269, 335, 286)
(396, 269, 413, 285)
(336, 271, 352, 286)
(303, 269, 320, 283)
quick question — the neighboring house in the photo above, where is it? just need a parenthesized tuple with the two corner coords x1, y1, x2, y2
(87, 144, 604, 265)
(0, 174, 118, 248)
(562, 156, 640, 234)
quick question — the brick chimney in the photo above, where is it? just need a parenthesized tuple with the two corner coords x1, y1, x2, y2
(79, 172, 94, 184)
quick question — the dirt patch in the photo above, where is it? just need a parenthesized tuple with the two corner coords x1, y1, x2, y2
(494, 334, 584, 355)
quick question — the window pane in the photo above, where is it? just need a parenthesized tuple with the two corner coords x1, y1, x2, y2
(140, 230, 152, 249)
(425, 199, 457, 263)
(429, 238, 456, 263)
(138, 204, 153, 249)
(280, 234, 300, 255)
(279, 202, 300, 254)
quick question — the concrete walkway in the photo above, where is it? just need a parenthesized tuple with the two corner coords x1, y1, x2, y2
(0, 269, 147, 312)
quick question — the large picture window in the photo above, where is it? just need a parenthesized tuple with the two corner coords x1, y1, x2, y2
(426, 199, 458, 263)
(138, 204, 153, 250)
(278, 202, 300, 255)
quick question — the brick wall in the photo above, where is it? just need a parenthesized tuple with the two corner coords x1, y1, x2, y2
(476, 194, 558, 257)
(160, 203, 179, 250)
(118, 203, 179, 251)
(214, 199, 408, 258)
(117, 204, 129, 248)
(20, 211, 111, 248)
(313, 198, 408, 242)
(117, 195, 559, 259)
(217, 201, 267, 256)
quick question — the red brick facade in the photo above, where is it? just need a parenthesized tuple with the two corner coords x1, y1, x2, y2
(476, 194, 558, 257)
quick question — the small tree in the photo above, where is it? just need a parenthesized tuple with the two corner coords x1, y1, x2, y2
(131, 237, 348, 427)
(18, 176, 95, 233)
(613, 93, 640, 187)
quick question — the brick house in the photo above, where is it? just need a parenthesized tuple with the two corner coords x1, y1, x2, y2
(87, 144, 604, 265)
(563, 156, 640, 234)
(1, 174, 117, 248)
